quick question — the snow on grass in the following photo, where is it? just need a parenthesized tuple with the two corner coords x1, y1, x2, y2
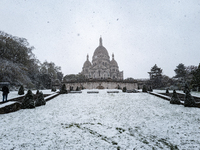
(0, 89, 200, 149)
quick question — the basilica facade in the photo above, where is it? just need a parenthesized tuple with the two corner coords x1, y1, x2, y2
(81, 37, 123, 80)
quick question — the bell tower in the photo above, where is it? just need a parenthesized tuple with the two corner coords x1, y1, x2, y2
(99, 37, 103, 46)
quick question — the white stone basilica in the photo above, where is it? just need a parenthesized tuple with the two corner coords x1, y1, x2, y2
(81, 37, 123, 79)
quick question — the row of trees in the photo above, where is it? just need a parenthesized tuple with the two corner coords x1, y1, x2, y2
(175, 63, 200, 91)
(146, 63, 200, 91)
(0, 31, 63, 89)
(63, 73, 85, 82)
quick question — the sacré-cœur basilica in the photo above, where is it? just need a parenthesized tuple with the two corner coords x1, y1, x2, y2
(61, 37, 138, 90)
(81, 37, 123, 80)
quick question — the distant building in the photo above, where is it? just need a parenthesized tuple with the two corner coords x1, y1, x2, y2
(81, 37, 123, 79)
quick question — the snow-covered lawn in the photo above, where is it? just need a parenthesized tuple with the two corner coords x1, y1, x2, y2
(0, 89, 200, 149)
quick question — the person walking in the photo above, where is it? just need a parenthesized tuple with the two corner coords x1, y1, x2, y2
(2, 86, 9, 102)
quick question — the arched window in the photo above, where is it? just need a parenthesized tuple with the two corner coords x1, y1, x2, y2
(113, 74, 116, 79)
(104, 74, 106, 79)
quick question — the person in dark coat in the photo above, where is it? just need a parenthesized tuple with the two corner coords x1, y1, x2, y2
(2, 86, 9, 102)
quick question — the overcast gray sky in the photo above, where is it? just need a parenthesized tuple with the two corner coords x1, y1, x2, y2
(1, 0, 200, 79)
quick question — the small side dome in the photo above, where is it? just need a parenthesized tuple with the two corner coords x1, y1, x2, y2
(110, 59, 118, 67)
(110, 53, 118, 67)
(83, 54, 91, 68)
(83, 60, 91, 68)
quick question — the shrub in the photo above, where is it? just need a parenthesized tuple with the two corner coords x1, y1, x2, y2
(21, 90, 35, 109)
(18, 85, 24, 95)
(51, 86, 56, 92)
(60, 84, 68, 94)
(76, 86, 79, 91)
(184, 89, 196, 107)
(36, 89, 39, 95)
(148, 86, 153, 92)
(122, 87, 127, 92)
(142, 85, 147, 92)
(35, 92, 46, 106)
(170, 90, 181, 104)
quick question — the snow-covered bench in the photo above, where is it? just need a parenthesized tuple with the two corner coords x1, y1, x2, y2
(107, 91, 119, 93)
(87, 91, 99, 94)
(69, 91, 82, 94)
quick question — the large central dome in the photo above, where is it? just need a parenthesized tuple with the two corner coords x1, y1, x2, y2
(92, 37, 110, 60)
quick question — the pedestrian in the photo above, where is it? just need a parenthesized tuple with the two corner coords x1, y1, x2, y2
(2, 86, 9, 102)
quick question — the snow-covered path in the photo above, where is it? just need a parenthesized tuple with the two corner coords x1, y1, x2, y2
(0, 90, 200, 149)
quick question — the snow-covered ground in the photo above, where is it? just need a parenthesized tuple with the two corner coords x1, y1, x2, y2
(0, 89, 200, 149)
